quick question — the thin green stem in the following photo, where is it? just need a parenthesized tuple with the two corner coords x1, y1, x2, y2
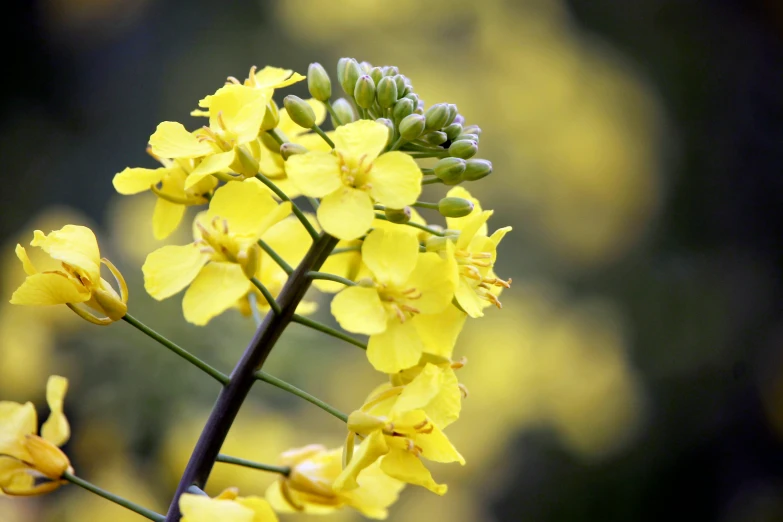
(374, 213, 446, 237)
(406, 153, 449, 159)
(63, 471, 165, 522)
(422, 176, 443, 185)
(267, 129, 287, 146)
(307, 196, 320, 211)
(402, 142, 442, 153)
(247, 292, 264, 327)
(292, 313, 367, 350)
(388, 136, 405, 151)
(311, 125, 335, 148)
(254, 174, 319, 240)
(257, 239, 293, 275)
(330, 246, 361, 255)
(325, 101, 343, 127)
(412, 201, 439, 210)
(420, 168, 434, 175)
(250, 277, 281, 315)
(216, 453, 290, 476)
(308, 271, 356, 286)
(122, 314, 228, 385)
(255, 370, 348, 423)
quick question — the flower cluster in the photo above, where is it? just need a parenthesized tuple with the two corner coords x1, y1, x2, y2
(6, 58, 511, 521)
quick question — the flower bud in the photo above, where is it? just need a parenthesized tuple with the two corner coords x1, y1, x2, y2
(307, 62, 331, 102)
(438, 197, 474, 218)
(376, 77, 398, 109)
(261, 99, 279, 131)
(347, 411, 386, 435)
(414, 106, 425, 115)
(384, 206, 411, 223)
(454, 114, 465, 125)
(375, 118, 394, 146)
(260, 130, 282, 152)
(399, 114, 426, 141)
(383, 65, 399, 76)
(394, 75, 408, 95)
(283, 95, 316, 129)
(280, 142, 308, 159)
(359, 61, 373, 73)
(457, 133, 479, 143)
(404, 93, 419, 106)
(392, 98, 414, 122)
(448, 139, 478, 159)
(461, 159, 493, 181)
(336, 57, 350, 85)
(331, 98, 355, 126)
(421, 131, 448, 146)
(340, 58, 362, 96)
(425, 103, 450, 130)
(445, 104, 459, 127)
(444, 123, 463, 141)
(24, 434, 71, 480)
(463, 124, 482, 136)
(234, 146, 260, 177)
(354, 75, 376, 109)
(238, 243, 260, 279)
(434, 157, 466, 185)
(370, 66, 384, 86)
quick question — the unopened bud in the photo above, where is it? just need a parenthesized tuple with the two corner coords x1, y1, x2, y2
(331, 98, 355, 126)
(280, 142, 308, 160)
(283, 95, 316, 129)
(235, 146, 260, 178)
(340, 58, 362, 97)
(384, 207, 411, 224)
(392, 98, 414, 121)
(461, 159, 492, 181)
(425, 103, 450, 130)
(462, 124, 482, 136)
(238, 244, 260, 279)
(448, 139, 478, 159)
(260, 99, 279, 131)
(24, 435, 71, 479)
(376, 118, 394, 146)
(307, 62, 332, 102)
(376, 77, 398, 108)
(421, 131, 448, 146)
(383, 65, 399, 76)
(394, 75, 407, 95)
(438, 197, 474, 218)
(434, 157, 466, 185)
(336, 57, 350, 85)
(457, 133, 479, 143)
(354, 75, 376, 109)
(359, 61, 373, 74)
(370, 66, 384, 86)
(453, 114, 465, 125)
(404, 93, 419, 106)
(445, 104, 458, 127)
(260, 131, 282, 152)
(399, 114, 426, 141)
(444, 123, 463, 141)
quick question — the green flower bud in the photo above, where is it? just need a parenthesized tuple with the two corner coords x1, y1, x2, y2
(336, 57, 350, 85)
(340, 58, 362, 97)
(420, 131, 448, 146)
(445, 104, 458, 127)
(404, 93, 419, 106)
(425, 103, 450, 130)
(261, 99, 279, 131)
(354, 75, 376, 109)
(331, 98, 355, 126)
(283, 95, 316, 129)
(392, 98, 414, 122)
(434, 157, 466, 185)
(448, 139, 478, 159)
(375, 118, 394, 146)
(438, 197, 474, 218)
(399, 114, 426, 141)
(383, 65, 399, 76)
(457, 133, 479, 143)
(359, 61, 373, 73)
(384, 207, 411, 224)
(461, 159, 492, 181)
(376, 77, 398, 109)
(370, 66, 384, 86)
(454, 114, 465, 125)
(307, 62, 331, 102)
(414, 106, 425, 115)
(280, 142, 308, 160)
(260, 130, 283, 152)
(444, 123, 463, 141)
(462, 124, 482, 136)
(394, 75, 407, 95)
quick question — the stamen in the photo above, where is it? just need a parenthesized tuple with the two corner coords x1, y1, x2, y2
(451, 356, 468, 369)
(458, 383, 470, 398)
(226, 76, 241, 85)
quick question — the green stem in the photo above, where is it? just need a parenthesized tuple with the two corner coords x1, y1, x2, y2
(308, 271, 356, 286)
(330, 246, 361, 255)
(325, 101, 343, 126)
(412, 201, 439, 210)
(388, 136, 405, 151)
(406, 152, 449, 159)
(307, 196, 320, 211)
(420, 168, 434, 175)
(257, 239, 293, 275)
(374, 213, 446, 237)
(216, 453, 290, 476)
(255, 370, 348, 423)
(250, 277, 281, 315)
(292, 313, 367, 350)
(63, 471, 165, 522)
(267, 129, 287, 146)
(122, 314, 228, 385)
(311, 124, 335, 148)
(422, 176, 443, 185)
(254, 174, 319, 241)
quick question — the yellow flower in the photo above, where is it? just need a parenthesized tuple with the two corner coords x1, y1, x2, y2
(180, 488, 278, 522)
(142, 180, 290, 325)
(331, 228, 457, 373)
(285, 120, 422, 240)
(266, 444, 404, 519)
(10, 225, 128, 325)
(113, 150, 217, 240)
(0, 375, 72, 496)
(334, 365, 465, 495)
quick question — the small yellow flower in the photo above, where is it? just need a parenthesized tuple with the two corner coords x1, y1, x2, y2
(285, 120, 422, 240)
(331, 228, 457, 373)
(180, 488, 278, 522)
(142, 180, 290, 325)
(266, 444, 404, 519)
(10, 225, 128, 325)
(0, 375, 73, 496)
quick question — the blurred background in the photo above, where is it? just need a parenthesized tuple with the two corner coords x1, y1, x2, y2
(2, 0, 783, 520)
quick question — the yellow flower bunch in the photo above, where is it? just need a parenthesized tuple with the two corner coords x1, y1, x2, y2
(6, 58, 511, 521)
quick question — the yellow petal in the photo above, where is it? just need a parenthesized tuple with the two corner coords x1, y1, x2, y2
(150, 121, 214, 159)
(456, 210, 493, 250)
(207, 85, 268, 144)
(10, 272, 90, 306)
(334, 431, 388, 491)
(391, 364, 441, 414)
(490, 225, 513, 246)
(361, 228, 419, 287)
(31, 225, 101, 282)
(332, 120, 389, 162)
(153, 198, 187, 240)
(445, 186, 485, 233)
(21, 434, 71, 479)
(112, 167, 168, 195)
(207, 180, 289, 238)
(379, 449, 447, 495)
(253, 66, 305, 89)
(455, 279, 484, 318)
(367, 320, 423, 373)
(369, 152, 422, 208)
(182, 262, 252, 325)
(318, 187, 374, 240)
(340, 460, 405, 519)
(421, 366, 462, 429)
(185, 150, 237, 190)
(15, 245, 37, 275)
(40, 375, 69, 446)
(414, 423, 465, 464)
(236, 497, 279, 522)
(413, 305, 467, 359)
(285, 152, 341, 197)
(331, 286, 386, 335)
(405, 252, 458, 314)
(314, 240, 361, 293)
(0, 401, 37, 439)
(180, 494, 255, 522)
(142, 244, 209, 300)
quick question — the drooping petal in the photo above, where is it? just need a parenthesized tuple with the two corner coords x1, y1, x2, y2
(379, 449, 447, 495)
(112, 167, 169, 195)
(413, 305, 467, 359)
(318, 187, 374, 240)
(142, 244, 209, 300)
(367, 320, 423, 373)
(15, 245, 37, 275)
(207, 179, 285, 238)
(150, 121, 214, 159)
(391, 364, 442, 414)
(285, 152, 342, 197)
(361, 229, 419, 287)
(340, 460, 405, 519)
(180, 494, 255, 522)
(454, 279, 485, 318)
(252, 66, 305, 89)
(185, 150, 237, 190)
(153, 198, 186, 240)
(332, 120, 389, 162)
(331, 286, 386, 335)
(10, 273, 90, 306)
(413, 423, 465, 465)
(0, 401, 37, 439)
(182, 262, 252, 326)
(40, 375, 69, 446)
(404, 252, 458, 314)
(368, 152, 422, 208)
(334, 431, 389, 491)
(31, 225, 101, 283)
(456, 210, 493, 250)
